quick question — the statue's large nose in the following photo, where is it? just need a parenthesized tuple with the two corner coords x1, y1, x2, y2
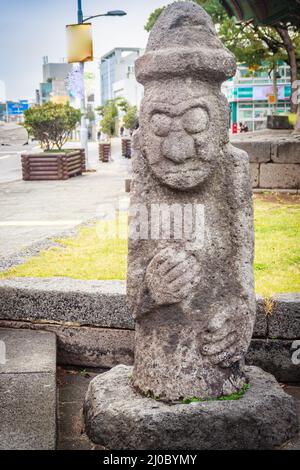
(162, 132, 195, 163)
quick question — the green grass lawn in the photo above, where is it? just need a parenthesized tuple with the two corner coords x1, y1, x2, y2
(1, 194, 299, 298)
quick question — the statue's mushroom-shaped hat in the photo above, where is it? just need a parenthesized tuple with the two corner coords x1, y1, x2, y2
(135, 1, 236, 84)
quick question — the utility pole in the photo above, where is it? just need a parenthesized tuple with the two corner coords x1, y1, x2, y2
(73, 2, 126, 166)
(77, 0, 89, 169)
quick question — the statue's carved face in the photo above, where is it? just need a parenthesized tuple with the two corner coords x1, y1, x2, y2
(140, 89, 228, 190)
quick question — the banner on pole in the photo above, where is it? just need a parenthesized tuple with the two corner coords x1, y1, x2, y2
(66, 23, 93, 63)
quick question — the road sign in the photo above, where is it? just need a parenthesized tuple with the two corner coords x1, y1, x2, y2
(7, 100, 29, 115)
(268, 95, 276, 104)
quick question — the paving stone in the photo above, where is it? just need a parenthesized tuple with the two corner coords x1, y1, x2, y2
(0, 329, 56, 450)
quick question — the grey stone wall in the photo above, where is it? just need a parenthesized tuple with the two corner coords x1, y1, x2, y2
(0, 278, 299, 382)
(247, 294, 300, 382)
(232, 139, 300, 190)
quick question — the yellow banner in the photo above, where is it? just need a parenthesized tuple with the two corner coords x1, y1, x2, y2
(66, 23, 93, 63)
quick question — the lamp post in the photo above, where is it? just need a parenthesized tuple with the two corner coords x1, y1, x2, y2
(76, 1, 126, 169)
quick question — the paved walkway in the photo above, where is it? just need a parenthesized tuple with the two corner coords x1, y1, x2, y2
(0, 139, 131, 259)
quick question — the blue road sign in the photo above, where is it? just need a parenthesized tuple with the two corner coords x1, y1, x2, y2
(7, 100, 29, 115)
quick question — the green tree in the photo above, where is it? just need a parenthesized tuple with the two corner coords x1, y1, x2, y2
(96, 97, 127, 137)
(96, 97, 137, 137)
(96, 99, 119, 137)
(24, 102, 81, 151)
(123, 105, 138, 131)
(145, 1, 300, 114)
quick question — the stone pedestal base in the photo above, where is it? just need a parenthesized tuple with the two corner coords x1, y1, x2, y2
(84, 365, 299, 450)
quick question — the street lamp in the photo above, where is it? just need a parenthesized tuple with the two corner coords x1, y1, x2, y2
(83, 10, 127, 23)
(76, 1, 126, 169)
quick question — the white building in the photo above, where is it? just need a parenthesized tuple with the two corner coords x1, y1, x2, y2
(100, 48, 144, 108)
(112, 72, 144, 109)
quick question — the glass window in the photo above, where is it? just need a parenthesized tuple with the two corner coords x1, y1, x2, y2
(254, 121, 267, 131)
(239, 109, 253, 119)
(254, 103, 269, 108)
(254, 109, 268, 119)
(239, 103, 253, 109)
(244, 121, 253, 131)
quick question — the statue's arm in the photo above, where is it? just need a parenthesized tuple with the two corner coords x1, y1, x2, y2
(201, 145, 256, 367)
(223, 144, 256, 364)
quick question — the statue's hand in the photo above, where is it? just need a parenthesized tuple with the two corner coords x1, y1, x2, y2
(201, 310, 243, 367)
(145, 247, 200, 305)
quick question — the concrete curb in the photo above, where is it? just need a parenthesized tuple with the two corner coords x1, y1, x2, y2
(0, 278, 299, 380)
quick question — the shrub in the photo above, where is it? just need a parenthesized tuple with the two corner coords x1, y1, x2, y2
(24, 102, 81, 150)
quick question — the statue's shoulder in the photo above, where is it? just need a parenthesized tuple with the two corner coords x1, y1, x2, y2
(226, 143, 250, 167)
(223, 143, 252, 207)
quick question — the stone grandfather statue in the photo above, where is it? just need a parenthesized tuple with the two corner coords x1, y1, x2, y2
(84, 2, 298, 450)
(127, 0, 256, 401)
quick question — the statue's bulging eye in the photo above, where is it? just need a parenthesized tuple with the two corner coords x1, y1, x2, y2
(182, 107, 209, 134)
(150, 113, 172, 137)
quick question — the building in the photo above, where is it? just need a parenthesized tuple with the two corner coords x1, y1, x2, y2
(100, 48, 144, 107)
(39, 57, 73, 104)
(223, 62, 291, 132)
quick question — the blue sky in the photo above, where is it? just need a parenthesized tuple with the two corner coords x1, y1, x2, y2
(0, 0, 170, 100)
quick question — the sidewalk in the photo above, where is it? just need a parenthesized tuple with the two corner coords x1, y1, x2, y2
(0, 139, 131, 260)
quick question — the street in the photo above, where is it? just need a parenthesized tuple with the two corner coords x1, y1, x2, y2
(0, 139, 131, 260)
(0, 145, 24, 183)
(0, 144, 36, 183)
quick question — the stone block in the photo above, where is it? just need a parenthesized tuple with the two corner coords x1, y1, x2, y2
(246, 339, 300, 383)
(84, 365, 298, 450)
(233, 141, 271, 163)
(268, 294, 300, 339)
(0, 320, 134, 369)
(0, 277, 133, 330)
(0, 329, 56, 450)
(260, 163, 300, 189)
(253, 296, 268, 337)
(273, 141, 300, 164)
(250, 163, 259, 188)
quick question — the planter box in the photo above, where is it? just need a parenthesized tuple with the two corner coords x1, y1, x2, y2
(121, 138, 132, 158)
(99, 143, 111, 162)
(21, 149, 85, 181)
(267, 115, 292, 130)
